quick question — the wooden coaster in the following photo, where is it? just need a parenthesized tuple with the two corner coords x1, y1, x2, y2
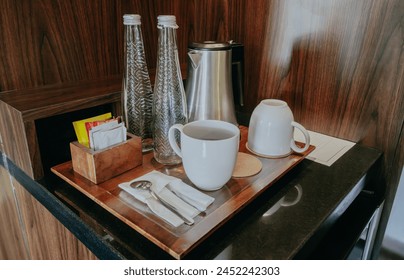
(232, 152, 263, 178)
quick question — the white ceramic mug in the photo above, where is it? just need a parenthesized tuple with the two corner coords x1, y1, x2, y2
(247, 99, 310, 158)
(168, 120, 240, 191)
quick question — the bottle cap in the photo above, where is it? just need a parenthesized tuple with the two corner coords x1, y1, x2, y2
(123, 14, 141, 25)
(157, 15, 178, 29)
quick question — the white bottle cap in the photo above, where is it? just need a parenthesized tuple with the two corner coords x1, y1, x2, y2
(123, 14, 141, 25)
(157, 15, 178, 29)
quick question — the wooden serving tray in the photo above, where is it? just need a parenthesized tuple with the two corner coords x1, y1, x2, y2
(51, 126, 314, 259)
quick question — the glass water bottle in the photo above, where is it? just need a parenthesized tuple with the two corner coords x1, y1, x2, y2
(122, 14, 153, 152)
(152, 15, 187, 165)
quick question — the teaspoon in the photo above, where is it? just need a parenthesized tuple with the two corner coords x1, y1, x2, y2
(130, 180, 194, 225)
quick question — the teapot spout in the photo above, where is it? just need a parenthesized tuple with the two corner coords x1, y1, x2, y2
(188, 50, 202, 69)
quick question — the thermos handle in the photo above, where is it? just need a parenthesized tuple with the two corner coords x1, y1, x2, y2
(230, 41, 244, 108)
(232, 61, 244, 107)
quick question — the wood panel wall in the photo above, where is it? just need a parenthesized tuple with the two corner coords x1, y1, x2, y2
(0, 0, 402, 259)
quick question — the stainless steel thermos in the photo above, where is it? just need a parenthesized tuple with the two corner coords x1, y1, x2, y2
(185, 41, 240, 125)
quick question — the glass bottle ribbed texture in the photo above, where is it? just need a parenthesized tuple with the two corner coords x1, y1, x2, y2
(153, 15, 187, 165)
(122, 14, 153, 152)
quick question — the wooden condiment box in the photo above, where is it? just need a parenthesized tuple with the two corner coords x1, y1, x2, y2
(70, 133, 142, 184)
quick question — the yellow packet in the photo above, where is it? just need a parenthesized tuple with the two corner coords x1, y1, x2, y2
(72, 112, 112, 147)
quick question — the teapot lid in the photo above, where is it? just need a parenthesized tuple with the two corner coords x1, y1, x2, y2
(189, 41, 231, 50)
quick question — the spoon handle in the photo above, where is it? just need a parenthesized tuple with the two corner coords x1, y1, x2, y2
(150, 191, 194, 226)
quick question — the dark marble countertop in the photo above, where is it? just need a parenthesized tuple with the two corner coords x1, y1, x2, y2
(1, 142, 383, 259)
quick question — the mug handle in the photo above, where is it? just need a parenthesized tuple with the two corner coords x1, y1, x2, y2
(168, 124, 184, 158)
(290, 121, 310, 154)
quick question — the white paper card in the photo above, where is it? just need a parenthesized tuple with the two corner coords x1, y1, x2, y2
(294, 130, 355, 166)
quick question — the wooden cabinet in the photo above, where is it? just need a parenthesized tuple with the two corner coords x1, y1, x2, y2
(11, 176, 97, 259)
(0, 162, 97, 259)
(0, 78, 122, 259)
(0, 165, 29, 259)
(0, 77, 122, 180)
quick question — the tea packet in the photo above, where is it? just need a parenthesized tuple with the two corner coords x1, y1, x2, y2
(72, 112, 112, 147)
(89, 121, 127, 151)
(85, 116, 122, 143)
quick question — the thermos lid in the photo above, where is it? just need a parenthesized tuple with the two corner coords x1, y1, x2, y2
(123, 14, 141, 25)
(189, 41, 231, 50)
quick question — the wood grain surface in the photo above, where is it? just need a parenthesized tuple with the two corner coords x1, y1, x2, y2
(0, 100, 35, 177)
(10, 177, 98, 259)
(0, 166, 29, 259)
(0, 0, 402, 259)
(70, 134, 142, 184)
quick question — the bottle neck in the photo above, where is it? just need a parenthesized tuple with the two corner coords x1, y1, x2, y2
(124, 24, 142, 43)
(154, 25, 183, 88)
(157, 27, 178, 51)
